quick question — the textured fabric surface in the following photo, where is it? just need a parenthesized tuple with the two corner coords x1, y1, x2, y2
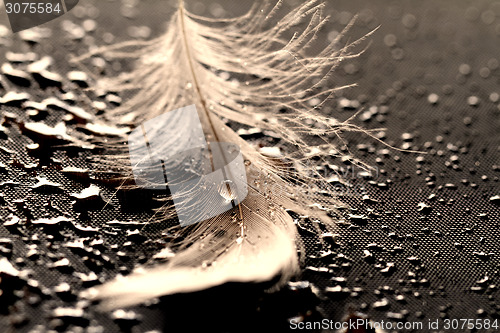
(0, 0, 499, 332)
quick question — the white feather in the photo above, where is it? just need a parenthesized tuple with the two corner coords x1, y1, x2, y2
(75, 0, 375, 310)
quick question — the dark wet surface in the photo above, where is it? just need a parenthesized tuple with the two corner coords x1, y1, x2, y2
(0, 0, 499, 332)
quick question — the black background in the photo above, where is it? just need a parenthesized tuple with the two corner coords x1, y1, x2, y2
(0, 0, 499, 332)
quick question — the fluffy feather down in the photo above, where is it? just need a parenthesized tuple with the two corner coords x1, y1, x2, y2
(76, 0, 374, 310)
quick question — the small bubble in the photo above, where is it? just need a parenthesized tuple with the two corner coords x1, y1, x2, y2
(372, 298, 390, 309)
(489, 92, 499, 103)
(218, 180, 237, 202)
(459, 63, 472, 75)
(490, 195, 500, 204)
(465, 7, 480, 22)
(467, 95, 480, 106)
(391, 48, 405, 60)
(487, 58, 499, 70)
(481, 10, 496, 25)
(427, 93, 439, 104)
(479, 67, 491, 78)
(384, 34, 397, 47)
(82, 19, 97, 32)
(417, 202, 432, 214)
(402, 14, 417, 29)
(442, 84, 454, 95)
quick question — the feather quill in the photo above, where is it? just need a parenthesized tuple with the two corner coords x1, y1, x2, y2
(76, 0, 375, 310)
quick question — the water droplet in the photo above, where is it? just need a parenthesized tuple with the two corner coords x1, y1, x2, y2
(1, 63, 31, 86)
(467, 95, 480, 106)
(489, 195, 500, 204)
(417, 202, 432, 214)
(428, 93, 439, 104)
(372, 297, 390, 310)
(218, 179, 237, 202)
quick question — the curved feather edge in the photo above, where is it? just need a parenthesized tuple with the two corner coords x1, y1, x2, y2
(83, 192, 298, 310)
